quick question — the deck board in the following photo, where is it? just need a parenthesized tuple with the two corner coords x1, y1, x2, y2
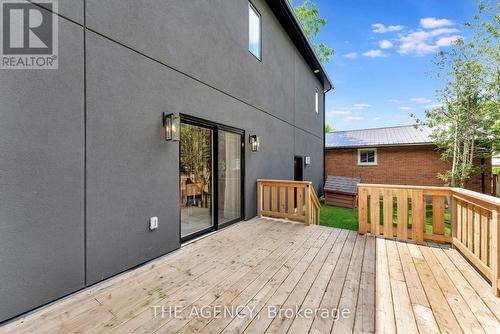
(0, 218, 499, 334)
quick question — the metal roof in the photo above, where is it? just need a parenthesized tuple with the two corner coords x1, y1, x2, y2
(325, 125, 434, 148)
(324, 176, 361, 194)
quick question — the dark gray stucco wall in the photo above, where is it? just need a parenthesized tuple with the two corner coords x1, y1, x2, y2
(0, 0, 326, 322)
(0, 18, 85, 322)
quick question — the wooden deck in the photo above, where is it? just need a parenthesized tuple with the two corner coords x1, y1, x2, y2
(1, 218, 499, 333)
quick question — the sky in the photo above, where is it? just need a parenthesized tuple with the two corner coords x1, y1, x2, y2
(310, 0, 477, 131)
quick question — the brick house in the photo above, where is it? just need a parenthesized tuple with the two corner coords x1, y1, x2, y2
(325, 125, 491, 193)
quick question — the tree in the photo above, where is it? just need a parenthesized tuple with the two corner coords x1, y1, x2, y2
(325, 124, 334, 133)
(415, 1, 499, 188)
(288, 0, 334, 63)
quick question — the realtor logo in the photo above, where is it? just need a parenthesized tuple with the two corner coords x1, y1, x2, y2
(1, 0, 58, 69)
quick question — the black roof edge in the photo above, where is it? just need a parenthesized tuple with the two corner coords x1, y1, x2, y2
(265, 0, 333, 93)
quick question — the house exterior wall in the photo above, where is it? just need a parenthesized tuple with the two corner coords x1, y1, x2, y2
(0, 0, 325, 322)
(325, 145, 491, 193)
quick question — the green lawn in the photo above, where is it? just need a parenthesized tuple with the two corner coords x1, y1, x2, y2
(320, 203, 451, 235)
(320, 205, 359, 231)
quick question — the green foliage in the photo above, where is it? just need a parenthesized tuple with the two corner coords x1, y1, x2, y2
(493, 166, 500, 175)
(325, 124, 334, 133)
(288, 0, 335, 63)
(414, 0, 500, 188)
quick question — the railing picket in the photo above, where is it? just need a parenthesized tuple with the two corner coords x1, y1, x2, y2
(480, 208, 488, 264)
(263, 185, 270, 212)
(370, 189, 380, 236)
(411, 190, 424, 243)
(432, 196, 445, 235)
(462, 204, 468, 245)
(467, 204, 474, 250)
(279, 187, 286, 214)
(297, 186, 303, 220)
(271, 186, 278, 213)
(383, 191, 393, 238)
(396, 189, 408, 240)
(455, 199, 462, 242)
(474, 207, 481, 256)
(287, 186, 294, 219)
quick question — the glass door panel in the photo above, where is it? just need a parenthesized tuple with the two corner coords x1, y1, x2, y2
(180, 123, 213, 238)
(218, 131, 242, 225)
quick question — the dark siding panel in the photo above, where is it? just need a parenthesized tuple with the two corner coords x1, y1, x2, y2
(0, 19, 85, 322)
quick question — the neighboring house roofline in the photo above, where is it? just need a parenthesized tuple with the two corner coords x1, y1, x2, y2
(265, 0, 333, 92)
(325, 124, 434, 148)
(325, 142, 436, 149)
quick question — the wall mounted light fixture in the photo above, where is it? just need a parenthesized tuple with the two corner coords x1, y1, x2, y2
(249, 134, 260, 152)
(305, 156, 311, 165)
(163, 112, 180, 141)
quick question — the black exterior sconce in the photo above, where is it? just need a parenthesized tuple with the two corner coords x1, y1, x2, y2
(249, 134, 260, 152)
(163, 112, 180, 141)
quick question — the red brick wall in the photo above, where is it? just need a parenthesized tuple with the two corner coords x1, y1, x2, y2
(325, 145, 491, 193)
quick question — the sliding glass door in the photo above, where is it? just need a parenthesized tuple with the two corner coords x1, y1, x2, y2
(218, 131, 242, 226)
(179, 116, 243, 241)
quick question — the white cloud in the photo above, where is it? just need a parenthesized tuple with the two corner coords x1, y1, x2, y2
(398, 28, 461, 55)
(428, 28, 460, 36)
(399, 106, 412, 110)
(436, 35, 461, 46)
(344, 116, 365, 121)
(352, 103, 371, 109)
(411, 97, 432, 104)
(327, 103, 370, 116)
(388, 99, 403, 103)
(327, 110, 351, 115)
(362, 49, 386, 58)
(343, 52, 358, 59)
(372, 23, 404, 33)
(379, 40, 393, 49)
(425, 103, 443, 109)
(420, 17, 454, 29)
(373, 117, 381, 121)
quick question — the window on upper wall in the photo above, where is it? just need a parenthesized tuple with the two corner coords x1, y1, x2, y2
(248, 2, 261, 60)
(358, 148, 377, 165)
(315, 88, 319, 113)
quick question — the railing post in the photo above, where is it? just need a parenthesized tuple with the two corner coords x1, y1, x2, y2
(492, 207, 499, 296)
(358, 187, 368, 234)
(257, 181, 262, 217)
(305, 185, 311, 226)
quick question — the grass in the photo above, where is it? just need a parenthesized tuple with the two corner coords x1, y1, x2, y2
(320, 205, 359, 231)
(320, 203, 451, 235)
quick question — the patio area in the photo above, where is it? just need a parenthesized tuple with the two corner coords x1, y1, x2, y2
(1, 218, 499, 334)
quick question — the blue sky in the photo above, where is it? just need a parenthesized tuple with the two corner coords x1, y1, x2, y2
(310, 0, 477, 131)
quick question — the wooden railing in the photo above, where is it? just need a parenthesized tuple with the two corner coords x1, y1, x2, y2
(358, 184, 500, 295)
(257, 179, 320, 225)
(451, 188, 499, 296)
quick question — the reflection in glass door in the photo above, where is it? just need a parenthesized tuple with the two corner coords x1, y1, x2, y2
(180, 123, 213, 238)
(218, 131, 242, 225)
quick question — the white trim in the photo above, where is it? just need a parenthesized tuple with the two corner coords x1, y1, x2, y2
(357, 148, 377, 166)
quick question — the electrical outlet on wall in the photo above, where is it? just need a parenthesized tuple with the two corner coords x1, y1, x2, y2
(149, 216, 158, 230)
